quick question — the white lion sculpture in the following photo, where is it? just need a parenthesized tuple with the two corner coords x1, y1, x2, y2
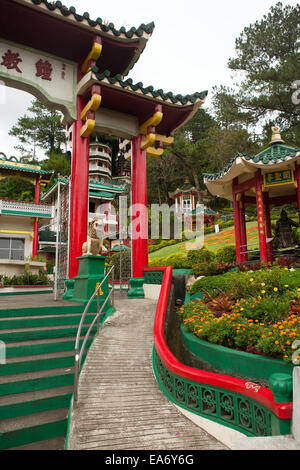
(82, 217, 108, 256)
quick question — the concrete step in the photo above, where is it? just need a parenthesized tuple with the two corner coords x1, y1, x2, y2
(0, 352, 86, 376)
(9, 435, 66, 450)
(0, 390, 72, 420)
(0, 408, 68, 449)
(5, 336, 93, 358)
(0, 367, 74, 396)
(0, 313, 96, 330)
(0, 304, 84, 318)
(0, 324, 97, 342)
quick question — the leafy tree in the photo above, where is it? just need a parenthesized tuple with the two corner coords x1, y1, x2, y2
(212, 2, 300, 140)
(147, 152, 182, 205)
(41, 152, 71, 178)
(9, 99, 67, 156)
(169, 108, 219, 202)
(0, 177, 35, 201)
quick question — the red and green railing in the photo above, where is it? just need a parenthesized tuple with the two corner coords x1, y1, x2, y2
(151, 266, 293, 437)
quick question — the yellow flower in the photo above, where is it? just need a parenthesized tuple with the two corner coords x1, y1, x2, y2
(261, 283, 265, 286)
(274, 287, 278, 292)
(261, 290, 266, 294)
(284, 285, 289, 288)
(250, 278, 254, 282)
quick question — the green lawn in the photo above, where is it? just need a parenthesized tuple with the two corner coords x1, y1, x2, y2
(149, 221, 259, 260)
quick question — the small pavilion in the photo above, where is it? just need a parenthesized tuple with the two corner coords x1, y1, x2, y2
(203, 127, 300, 264)
(169, 177, 217, 228)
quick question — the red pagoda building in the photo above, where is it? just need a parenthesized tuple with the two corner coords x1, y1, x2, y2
(0, 0, 207, 296)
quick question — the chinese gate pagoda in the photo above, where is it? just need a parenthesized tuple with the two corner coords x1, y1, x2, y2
(203, 127, 300, 264)
(0, 0, 207, 296)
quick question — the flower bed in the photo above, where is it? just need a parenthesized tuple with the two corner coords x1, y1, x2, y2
(182, 266, 300, 365)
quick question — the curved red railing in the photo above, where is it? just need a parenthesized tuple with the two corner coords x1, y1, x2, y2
(151, 266, 292, 420)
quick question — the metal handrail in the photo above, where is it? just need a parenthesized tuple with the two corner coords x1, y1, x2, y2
(73, 265, 115, 404)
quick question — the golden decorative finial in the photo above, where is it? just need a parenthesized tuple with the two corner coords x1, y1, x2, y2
(270, 126, 284, 144)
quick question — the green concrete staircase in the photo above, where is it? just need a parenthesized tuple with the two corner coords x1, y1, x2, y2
(0, 304, 97, 450)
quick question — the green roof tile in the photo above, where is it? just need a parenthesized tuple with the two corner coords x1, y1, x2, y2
(31, 0, 155, 37)
(203, 143, 300, 182)
(92, 67, 208, 105)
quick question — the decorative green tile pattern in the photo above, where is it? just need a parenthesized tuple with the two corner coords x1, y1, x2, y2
(143, 270, 164, 285)
(0, 162, 53, 175)
(31, 0, 155, 37)
(92, 67, 208, 106)
(203, 143, 300, 182)
(153, 348, 291, 437)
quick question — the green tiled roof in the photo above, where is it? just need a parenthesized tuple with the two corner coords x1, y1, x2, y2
(203, 143, 300, 182)
(0, 162, 54, 176)
(89, 191, 115, 199)
(92, 67, 208, 105)
(31, 0, 155, 37)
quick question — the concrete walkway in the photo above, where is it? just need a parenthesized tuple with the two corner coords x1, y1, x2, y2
(67, 295, 228, 450)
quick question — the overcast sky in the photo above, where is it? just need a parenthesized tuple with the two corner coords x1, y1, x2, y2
(0, 0, 298, 159)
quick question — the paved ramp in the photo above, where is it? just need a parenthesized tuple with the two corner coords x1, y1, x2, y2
(67, 296, 228, 450)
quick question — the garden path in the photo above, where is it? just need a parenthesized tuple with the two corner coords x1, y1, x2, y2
(67, 295, 228, 451)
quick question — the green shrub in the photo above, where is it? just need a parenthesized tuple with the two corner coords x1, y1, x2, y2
(187, 248, 215, 266)
(149, 257, 168, 267)
(0, 269, 50, 286)
(165, 253, 190, 268)
(149, 253, 190, 269)
(190, 271, 236, 295)
(215, 245, 236, 264)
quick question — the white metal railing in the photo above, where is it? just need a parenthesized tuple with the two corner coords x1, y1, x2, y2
(73, 265, 115, 404)
(0, 199, 54, 217)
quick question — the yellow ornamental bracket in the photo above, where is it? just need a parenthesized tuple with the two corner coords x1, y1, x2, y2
(140, 133, 156, 150)
(80, 119, 95, 138)
(139, 111, 163, 135)
(146, 147, 164, 157)
(155, 134, 174, 146)
(81, 42, 103, 74)
(81, 94, 102, 121)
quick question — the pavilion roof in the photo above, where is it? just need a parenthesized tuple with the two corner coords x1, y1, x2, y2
(4, 0, 155, 76)
(203, 140, 300, 200)
(85, 67, 208, 135)
(41, 176, 126, 201)
(169, 177, 197, 198)
(0, 156, 54, 179)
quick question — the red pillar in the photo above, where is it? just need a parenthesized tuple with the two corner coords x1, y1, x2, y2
(255, 170, 268, 264)
(35, 176, 40, 204)
(131, 134, 148, 278)
(294, 163, 300, 224)
(233, 179, 242, 264)
(240, 195, 248, 262)
(69, 96, 90, 279)
(32, 176, 41, 260)
(264, 192, 274, 264)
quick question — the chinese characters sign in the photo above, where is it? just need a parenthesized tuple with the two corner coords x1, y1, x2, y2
(263, 169, 294, 188)
(0, 39, 76, 123)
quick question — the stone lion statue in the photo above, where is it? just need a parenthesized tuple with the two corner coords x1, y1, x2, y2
(82, 217, 108, 256)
